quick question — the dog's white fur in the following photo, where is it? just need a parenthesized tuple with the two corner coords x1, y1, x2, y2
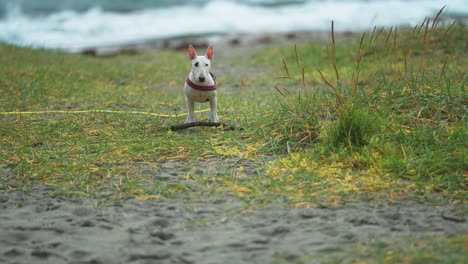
(184, 45, 219, 123)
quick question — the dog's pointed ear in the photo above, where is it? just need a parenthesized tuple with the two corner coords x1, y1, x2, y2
(188, 45, 197, 60)
(205, 45, 214, 60)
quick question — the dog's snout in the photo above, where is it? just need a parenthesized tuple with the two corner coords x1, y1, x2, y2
(198, 76, 206, 82)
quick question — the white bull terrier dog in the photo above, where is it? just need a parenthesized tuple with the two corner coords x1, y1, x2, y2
(184, 45, 219, 123)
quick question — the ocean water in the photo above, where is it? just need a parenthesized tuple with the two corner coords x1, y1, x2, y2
(0, 0, 466, 52)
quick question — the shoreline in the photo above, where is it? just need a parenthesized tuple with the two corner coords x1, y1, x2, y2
(6, 12, 466, 57)
(75, 30, 360, 57)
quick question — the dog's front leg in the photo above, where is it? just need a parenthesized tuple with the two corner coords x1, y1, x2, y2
(185, 96, 195, 123)
(209, 96, 219, 123)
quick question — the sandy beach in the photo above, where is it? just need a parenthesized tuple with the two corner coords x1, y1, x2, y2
(1, 157, 466, 264)
(1, 185, 465, 264)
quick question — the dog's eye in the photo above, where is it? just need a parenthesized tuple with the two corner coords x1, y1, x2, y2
(194, 62, 199, 67)
(205, 63, 209, 66)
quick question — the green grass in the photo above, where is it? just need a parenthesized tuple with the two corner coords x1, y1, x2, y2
(237, 19, 467, 206)
(0, 13, 466, 205)
(276, 235, 467, 264)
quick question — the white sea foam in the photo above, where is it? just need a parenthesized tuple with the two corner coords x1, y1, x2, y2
(0, 0, 466, 52)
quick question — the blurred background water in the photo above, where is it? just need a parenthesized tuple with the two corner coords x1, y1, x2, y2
(0, 0, 466, 52)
